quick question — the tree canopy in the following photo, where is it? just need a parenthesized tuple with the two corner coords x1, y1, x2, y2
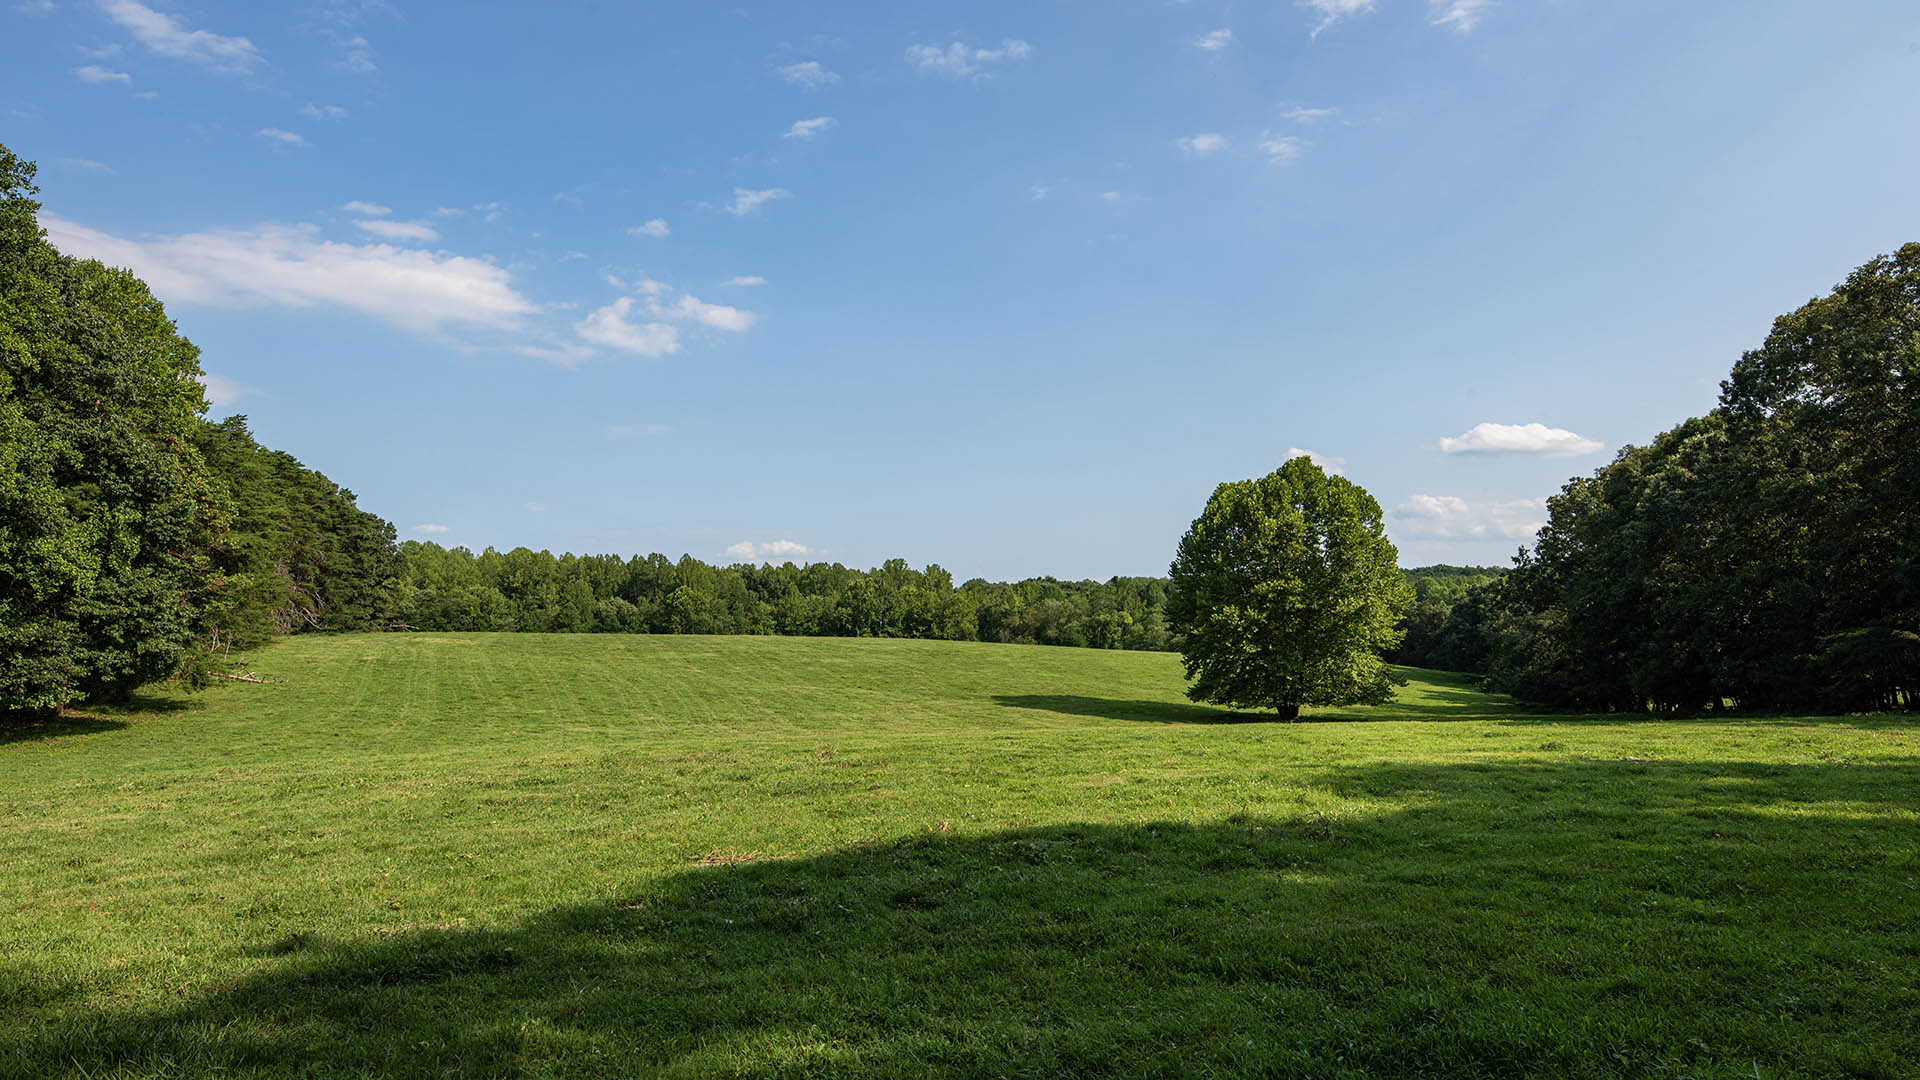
(1166, 458, 1412, 719)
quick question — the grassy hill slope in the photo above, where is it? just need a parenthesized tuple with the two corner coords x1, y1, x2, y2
(4, 634, 1916, 1078)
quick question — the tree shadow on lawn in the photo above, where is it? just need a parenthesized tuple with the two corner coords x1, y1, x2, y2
(994, 686, 1539, 725)
(6, 759, 1915, 1079)
(0, 712, 127, 747)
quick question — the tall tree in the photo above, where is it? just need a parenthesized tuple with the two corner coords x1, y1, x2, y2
(1167, 457, 1412, 719)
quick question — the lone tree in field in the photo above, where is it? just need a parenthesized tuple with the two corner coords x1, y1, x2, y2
(1167, 457, 1413, 719)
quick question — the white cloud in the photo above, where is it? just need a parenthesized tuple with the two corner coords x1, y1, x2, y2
(574, 297, 681, 357)
(132, 89, 157, 100)
(353, 219, 438, 243)
(1260, 133, 1304, 163)
(258, 128, 307, 147)
(73, 65, 132, 84)
(782, 115, 835, 140)
(301, 102, 348, 120)
(1304, 0, 1375, 37)
(57, 157, 113, 171)
(100, 0, 263, 74)
(906, 39, 1031, 78)
(1178, 133, 1229, 156)
(1429, 0, 1494, 31)
(431, 206, 463, 217)
(342, 200, 390, 216)
(560, 250, 588, 261)
(775, 60, 838, 88)
(1195, 28, 1233, 50)
(660, 294, 756, 333)
(1283, 105, 1342, 124)
(726, 275, 766, 287)
(628, 218, 670, 239)
(725, 539, 813, 564)
(40, 215, 540, 337)
(1438, 422, 1605, 457)
(727, 186, 790, 216)
(1285, 447, 1346, 476)
(525, 502, 547, 513)
(332, 34, 375, 75)
(79, 42, 122, 59)
(412, 523, 450, 535)
(197, 372, 263, 409)
(1391, 496, 1545, 541)
(1100, 191, 1120, 202)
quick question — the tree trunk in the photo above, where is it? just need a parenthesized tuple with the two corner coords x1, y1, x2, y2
(1276, 703, 1301, 722)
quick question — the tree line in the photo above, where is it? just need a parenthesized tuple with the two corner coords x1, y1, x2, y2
(394, 542, 1177, 651)
(1398, 245, 1918, 713)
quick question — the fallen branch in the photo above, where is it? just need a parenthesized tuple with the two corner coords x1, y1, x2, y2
(216, 672, 266, 684)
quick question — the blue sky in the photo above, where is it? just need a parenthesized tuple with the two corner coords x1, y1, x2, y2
(8, 0, 1919, 579)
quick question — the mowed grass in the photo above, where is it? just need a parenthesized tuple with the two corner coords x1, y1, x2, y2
(3, 635, 1916, 1079)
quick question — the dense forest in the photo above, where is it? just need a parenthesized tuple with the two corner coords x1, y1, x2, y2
(1405, 245, 1918, 713)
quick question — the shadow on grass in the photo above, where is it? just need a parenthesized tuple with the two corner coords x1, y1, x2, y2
(5, 758, 1915, 1078)
(995, 686, 1540, 725)
(0, 712, 127, 747)
(991, 694, 1265, 724)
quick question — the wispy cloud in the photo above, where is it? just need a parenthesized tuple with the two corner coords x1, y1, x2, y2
(1428, 0, 1494, 31)
(258, 128, 307, 147)
(774, 60, 838, 88)
(727, 186, 790, 217)
(301, 102, 348, 120)
(906, 39, 1031, 78)
(1391, 495, 1545, 541)
(100, 0, 263, 75)
(1285, 447, 1346, 476)
(1178, 132, 1229, 156)
(1438, 422, 1604, 457)
(41, 214, 539, 338)
(782, 115, 835, 140)
(73, 64, 132, 84)
(574, 297, 680, 357)
(342, 200, 390, 216)
(605, 422, 669, 438)
(197, 372, 264, 409)
(628, 218, 670, 239)
(1194, 28, 1233, 50)
(16, 1, 56, 16)
(1304, 0, 1375, 38)
(1283, 105, 1342, 124)
(353, 218, 437, 243)
(1259, 132, 1303, 162)
(726, 275, 767, 287)
(56, 157, 113, 171)
(412, 523, 450, 535)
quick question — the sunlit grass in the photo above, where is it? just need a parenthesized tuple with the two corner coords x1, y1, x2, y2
(3, 634, 1915, 1077)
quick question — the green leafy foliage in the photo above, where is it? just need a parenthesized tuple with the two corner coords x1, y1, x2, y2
(1167, 457, 1413, 717)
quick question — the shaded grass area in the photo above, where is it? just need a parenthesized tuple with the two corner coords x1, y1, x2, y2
(3, 634, 1916, 1078)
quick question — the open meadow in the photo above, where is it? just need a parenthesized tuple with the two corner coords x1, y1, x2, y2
(3, 634, 1916, 1078)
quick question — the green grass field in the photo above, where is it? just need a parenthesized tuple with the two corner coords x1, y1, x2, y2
(3, 634, 1916, 1079)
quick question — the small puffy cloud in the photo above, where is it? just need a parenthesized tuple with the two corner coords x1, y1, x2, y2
(775, 60, 838, 88)
(725, 540, 813, 564)
(301, 103, 348, 120)
(412, 523, 451, 535)
(782, 115, 835, 140)
(1178, 133, 1229, 156)
(1194, 28, 1233, 50)
(1439, 422, 1604, 457)
(334, 34, 375, 75)
(727, 186, 790, 216)
(1283, 105, 1341, 124)
(40, 215, 539, 338)
(1304, 0, 1375, 37)
(1285, 447, 1346, 476)
(74, 65, 132, 84)
(258, 128, 307, 147)
(1100, 191, 1120, 202)
(1260, 133, 1303, 163)
(432, 206, 464, 217)
(574, 298, 681, 357)
(660, 294, 756, 333)
(353, 219, 438, 243)
(1429, 0, 1494, 31)
(906, 39, 1031, 78)
(197, 372, 263, 409)
(726, 275, 766, 287)
(629, 218, 670, 238)
(1392, 496, 1545, 541)
(101, 0, 263, 75)
(342, 200, 390, 216)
